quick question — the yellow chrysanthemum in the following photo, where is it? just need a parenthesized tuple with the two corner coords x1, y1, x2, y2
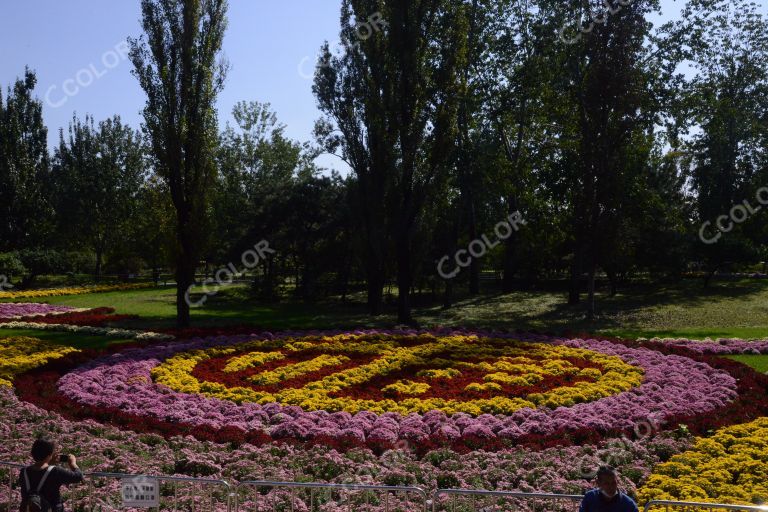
(0, 336, 80, 387)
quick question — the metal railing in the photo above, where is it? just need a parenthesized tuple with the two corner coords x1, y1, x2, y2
(4, 462, 768, 512)
(644, 501, 768, 512)
(86, 472, 231, 512)
(235, 480, 429, 512)
(0, 462, 231, 512)
(432, 489, 583, 512)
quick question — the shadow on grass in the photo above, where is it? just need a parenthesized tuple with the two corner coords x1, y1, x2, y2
(27, 277, 768, 339)
(415, 278, 768, 337)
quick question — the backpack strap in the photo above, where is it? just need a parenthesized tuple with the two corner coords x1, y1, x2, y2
(23, 466, 55, 493)
(36, 466, 55, 493)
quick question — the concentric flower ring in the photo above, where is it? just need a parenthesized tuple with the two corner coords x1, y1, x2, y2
(57, 330, 738, 448)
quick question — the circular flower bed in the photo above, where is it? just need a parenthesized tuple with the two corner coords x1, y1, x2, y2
(55, 331, 737, 450)
(4, 328, 768, 509)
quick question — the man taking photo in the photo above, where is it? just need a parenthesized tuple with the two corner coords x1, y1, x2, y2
(579, 466, 639, 512)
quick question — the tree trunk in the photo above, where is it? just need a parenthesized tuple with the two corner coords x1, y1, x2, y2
(396, 270, 413, 325)
(175, 257, 194, 328)
(442, 216, 460, 308)
(468, 205, 480, 295)
(300, 266, 312, 301)
(568, 245, 583, 305)
(94, 236, 106, 281)
(361, 180, 386, 316)
(339, 252, 351, 303)
(396, 229, 415, 325)
(606, 267, 618, 297)
(443, 279, 453, 309)
(500, 196, 519, 294)
(498, 93, 528, 294)
(175, 214, 197, 328)
(367, 277, 384, 315)
(264, 257, 275, 300)
(502, 235, 517, 293)
(586, 262, 596, 320)
(365, 248, 385, 315)
(704, 267, 717, 289)
(94, 248, 103, 282)
(21, 274, 36, 289)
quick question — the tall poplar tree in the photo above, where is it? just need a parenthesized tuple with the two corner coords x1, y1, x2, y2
(315, 0, 467, 324)
(129, 0, 228, 327)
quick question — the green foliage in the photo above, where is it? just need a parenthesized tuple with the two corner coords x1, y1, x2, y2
(0, 69, 51, 251)
(17, 249, 67, 275)
(0, 252, 26, 281)
(314, 0, 470, 322)
(210, 102, 350, 301)
(51, 115, 145, 276)
(673, 0, 768, 275)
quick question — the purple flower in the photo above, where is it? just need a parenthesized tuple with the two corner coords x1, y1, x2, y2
(0, 302, 76, 319)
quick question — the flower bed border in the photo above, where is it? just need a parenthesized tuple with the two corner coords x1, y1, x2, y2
(0, 320, 173, 341)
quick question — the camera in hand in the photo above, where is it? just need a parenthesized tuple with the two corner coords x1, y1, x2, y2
(59, 454, 70, 463)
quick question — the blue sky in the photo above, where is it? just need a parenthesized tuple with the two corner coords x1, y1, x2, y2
(1, 1, 684, 174)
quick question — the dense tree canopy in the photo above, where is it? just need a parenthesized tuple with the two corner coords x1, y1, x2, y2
(2, 0, 768, 325)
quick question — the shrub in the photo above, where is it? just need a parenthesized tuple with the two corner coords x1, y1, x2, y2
(0, 252, 27, 283)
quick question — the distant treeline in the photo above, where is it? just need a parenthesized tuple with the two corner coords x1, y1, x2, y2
(1, 0, 767, 324)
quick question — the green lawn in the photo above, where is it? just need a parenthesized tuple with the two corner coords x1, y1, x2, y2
(726, 354, 768, 373)
(7, 277, 765, 340)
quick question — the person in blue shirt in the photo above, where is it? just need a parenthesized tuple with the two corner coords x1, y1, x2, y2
(579, 466, 639, 512)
